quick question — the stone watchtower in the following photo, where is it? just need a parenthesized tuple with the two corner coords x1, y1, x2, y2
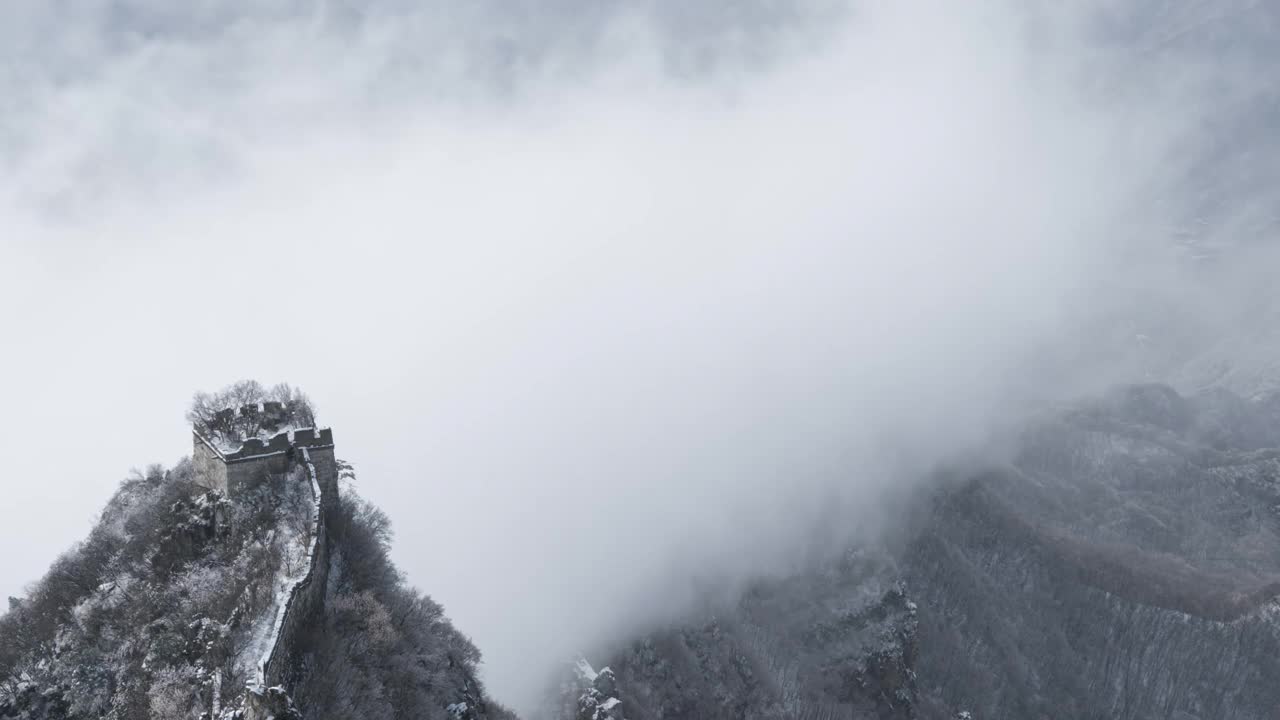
(192, 401, 339, 500)
(192, 400, 341, 709)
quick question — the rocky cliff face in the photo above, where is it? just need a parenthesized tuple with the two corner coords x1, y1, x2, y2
(575, 384, 1280, 719)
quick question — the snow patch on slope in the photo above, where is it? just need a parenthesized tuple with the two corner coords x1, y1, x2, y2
(237, 458, 323, 689)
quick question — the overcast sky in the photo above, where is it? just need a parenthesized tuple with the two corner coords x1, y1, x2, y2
(2, 0, 1278, 712)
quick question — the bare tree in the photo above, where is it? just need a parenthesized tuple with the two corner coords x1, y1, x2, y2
(187, 381, 319, 445)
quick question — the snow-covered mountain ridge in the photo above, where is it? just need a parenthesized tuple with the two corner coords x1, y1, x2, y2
(0, 383, 515, 720)
(563, 383, 1280, 720)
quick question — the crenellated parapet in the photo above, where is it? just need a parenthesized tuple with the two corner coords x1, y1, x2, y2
(202, 401, 292, 442)
(211, 401, 286, 421)
(220, 428, 335, 463)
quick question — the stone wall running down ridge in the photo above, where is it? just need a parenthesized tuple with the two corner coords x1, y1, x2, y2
(193, 425, 338, 717)
(258, 446, 334, 691)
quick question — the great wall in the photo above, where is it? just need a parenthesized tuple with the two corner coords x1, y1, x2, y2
(192, 403, 339, 719)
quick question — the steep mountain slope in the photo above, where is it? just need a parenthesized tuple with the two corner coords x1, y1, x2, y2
(557, 558, 921, 720)
(571, 384, 1280, 719)
(0, 434, 513, 720)
(908, 385, 1280, 719)
(6, 383, 1278, 719)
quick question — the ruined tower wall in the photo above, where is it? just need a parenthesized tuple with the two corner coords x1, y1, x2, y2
(193, 427, 335, 500)
(306, 446, 339, 514)
(192, 434, 229, 493)
(226, 455, 291, 498)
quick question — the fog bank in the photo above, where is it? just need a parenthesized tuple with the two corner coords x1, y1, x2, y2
(2, 0, 1275, 712)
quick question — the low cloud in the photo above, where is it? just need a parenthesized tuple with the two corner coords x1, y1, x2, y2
(1, 0, 1274, 712)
